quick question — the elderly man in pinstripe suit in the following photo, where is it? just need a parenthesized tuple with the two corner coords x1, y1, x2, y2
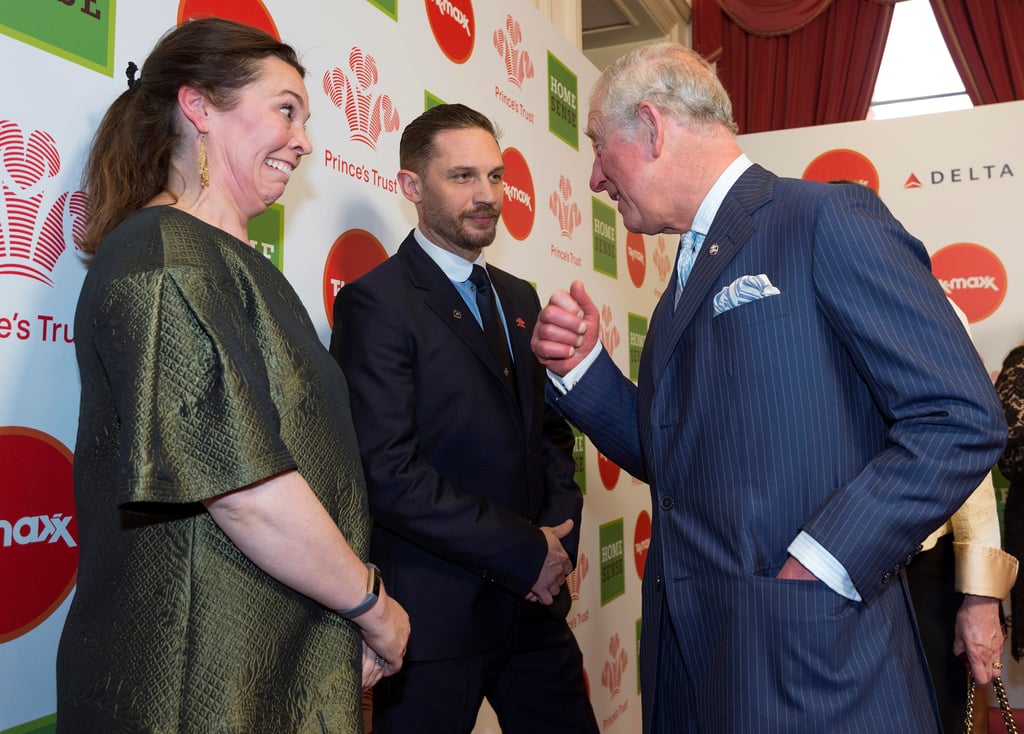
(531, 42, 1006, 734)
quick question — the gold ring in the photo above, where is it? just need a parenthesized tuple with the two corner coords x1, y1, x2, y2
(994, 661, 1004, 670)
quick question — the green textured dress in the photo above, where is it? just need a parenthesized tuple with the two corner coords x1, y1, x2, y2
(58, 206, 369, 733)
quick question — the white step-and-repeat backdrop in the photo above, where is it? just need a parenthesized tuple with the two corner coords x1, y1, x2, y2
(1, 1, 1021, 731)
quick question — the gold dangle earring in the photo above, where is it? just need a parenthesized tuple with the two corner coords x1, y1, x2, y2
(198, 132, 210, 189)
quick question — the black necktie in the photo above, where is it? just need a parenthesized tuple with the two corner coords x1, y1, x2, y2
(469, 265, 517, 392)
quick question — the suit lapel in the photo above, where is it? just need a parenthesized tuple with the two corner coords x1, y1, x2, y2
(400, 239, 524, 427)
(651, 166, 775, 384)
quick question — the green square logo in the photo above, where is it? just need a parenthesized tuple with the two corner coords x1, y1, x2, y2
(572, 425, 586, 495)
(599, 518, 625, 605)
(366, 0, 398, 21)
(547, 52, 578, 150)
(248, 203, 285, 272)
(425, 90, 446, 111)
(592, 197, 617, 278)
(1, 1, 116, 75)
(627, 313, 648, 382)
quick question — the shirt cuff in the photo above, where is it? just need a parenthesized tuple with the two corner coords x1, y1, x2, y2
(547, 342, 604, 395)
(953, 543, 1019, 599)
(788, 531, 862, 601)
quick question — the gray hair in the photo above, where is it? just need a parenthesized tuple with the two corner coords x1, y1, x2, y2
(591, 42, 738, 139)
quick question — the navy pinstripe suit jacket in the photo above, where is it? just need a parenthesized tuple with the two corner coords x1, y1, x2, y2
(552, 165, 1006, 733)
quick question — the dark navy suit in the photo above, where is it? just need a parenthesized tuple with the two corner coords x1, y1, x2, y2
(331, 233, 596, 733)
(551, 166, 1006, 733)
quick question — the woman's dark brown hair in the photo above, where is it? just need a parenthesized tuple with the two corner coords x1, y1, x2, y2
(80, 17, 305, 253)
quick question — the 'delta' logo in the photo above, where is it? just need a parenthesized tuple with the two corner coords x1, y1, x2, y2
(178, 0, 279, 37)
(1, 426, 78, 643)
(322, 228, 389, 327)
(930, 242, 1007, 323)
(426, 0, 475, 64)
(501, 147, 535, 241)
(802, 148, 880, 193)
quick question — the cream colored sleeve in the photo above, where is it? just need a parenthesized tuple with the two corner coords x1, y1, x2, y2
(944, 300, 1019, 598)
(951, 472, 1018, 598)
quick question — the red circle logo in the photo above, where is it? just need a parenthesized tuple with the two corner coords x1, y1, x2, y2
(930, 242, 1007, 323)
(177, 0, 279, 38)
(425, 0, 475, 64)
(633, 510, 651, 579)
(597, 450, 620, 490)
(501, 147, 535, 242)
(802, 149, 880, 193)
(323, 229, 389, 327)
(626, 232, 646, 288)
(1, 426, 78, 643)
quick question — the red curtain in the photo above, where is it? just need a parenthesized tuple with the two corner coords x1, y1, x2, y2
(693, 0, 904, 134)
(929, 0, 1024, 105)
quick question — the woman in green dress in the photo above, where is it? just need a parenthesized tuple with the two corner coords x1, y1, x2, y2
(57, 18, 408, 733)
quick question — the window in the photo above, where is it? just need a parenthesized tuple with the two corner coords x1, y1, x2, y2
(868, 0, 971, 120)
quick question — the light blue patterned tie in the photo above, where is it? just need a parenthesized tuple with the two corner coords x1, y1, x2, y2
(674, 230, 704, 309)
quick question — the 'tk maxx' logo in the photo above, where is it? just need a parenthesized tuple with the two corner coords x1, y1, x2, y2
(323, 48, 401, 151)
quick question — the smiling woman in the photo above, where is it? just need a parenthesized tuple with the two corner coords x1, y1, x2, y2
(57, 17, 409, 733)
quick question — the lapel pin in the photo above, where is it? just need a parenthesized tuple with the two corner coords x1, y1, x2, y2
(453, 309, 463, 319)
(515, 317, 526, 329)
(708, 243, 719, 256)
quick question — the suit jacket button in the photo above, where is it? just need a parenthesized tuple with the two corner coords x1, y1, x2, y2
(660, 496, 674, 510)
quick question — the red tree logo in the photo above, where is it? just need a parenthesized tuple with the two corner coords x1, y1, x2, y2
(0, 121, 87, 285)
(492, 14, 534, 89)
(566, 551, 589, 601)
(652, 235, 672, 296)
(548, 174, 582, 238)
(323, 49, 401, 151)
(600, 303, 620, 356)
(601, 633, 629, 697)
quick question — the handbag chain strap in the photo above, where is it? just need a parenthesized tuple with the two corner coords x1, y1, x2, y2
(964, 672, 1018, 734)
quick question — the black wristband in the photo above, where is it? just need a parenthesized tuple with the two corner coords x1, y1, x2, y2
(337, 563, 382, 619)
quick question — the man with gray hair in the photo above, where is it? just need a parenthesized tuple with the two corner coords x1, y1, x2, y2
(532, 42, 1006, 733)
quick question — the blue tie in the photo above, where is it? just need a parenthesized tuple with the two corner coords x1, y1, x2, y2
(674, 230, 703, 308)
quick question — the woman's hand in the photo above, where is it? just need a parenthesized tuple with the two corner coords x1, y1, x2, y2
(353, 583, 410, 674)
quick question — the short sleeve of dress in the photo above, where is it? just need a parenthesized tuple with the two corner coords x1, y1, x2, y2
(94, 265, 296, 507)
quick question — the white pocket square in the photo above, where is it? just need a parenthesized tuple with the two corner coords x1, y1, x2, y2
(713, 274, 781, 316)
